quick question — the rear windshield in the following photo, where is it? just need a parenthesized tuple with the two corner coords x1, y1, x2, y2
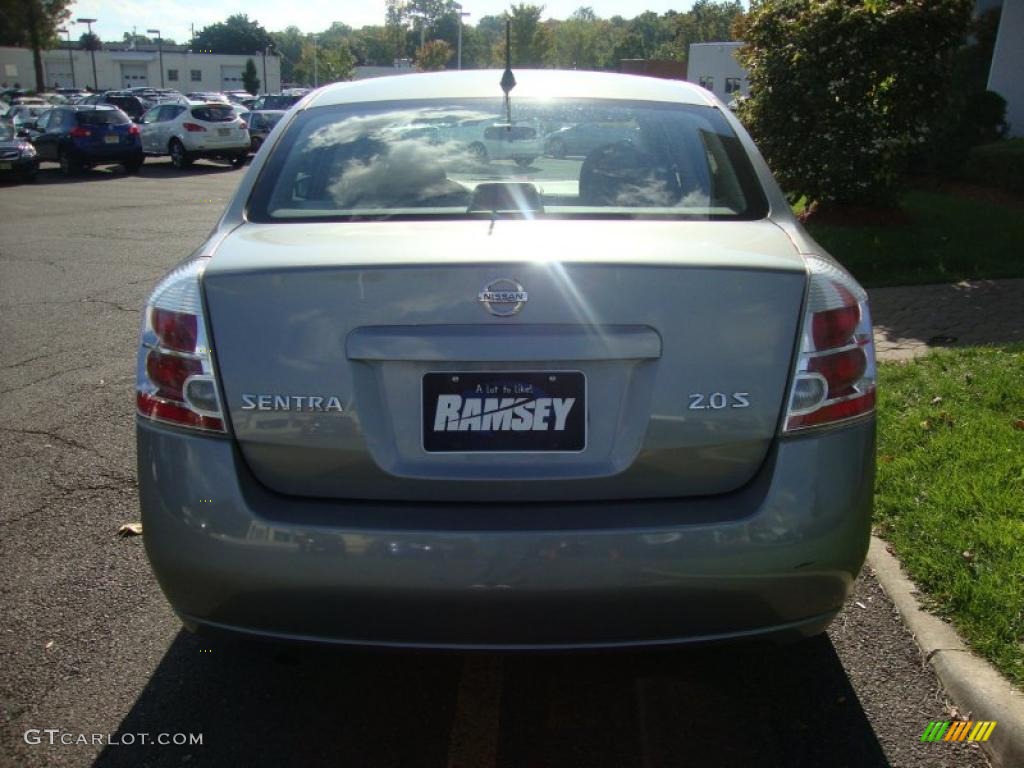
(191, 105, 236, 122)
(248, 98, 768, 222)
(77, 109, 130, 126)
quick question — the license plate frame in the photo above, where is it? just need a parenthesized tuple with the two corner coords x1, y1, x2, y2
(422, 370, 586, 454)
(218, 128, 230, 137)
(0, 162, 11, 170)
(104, 135, 119, 144)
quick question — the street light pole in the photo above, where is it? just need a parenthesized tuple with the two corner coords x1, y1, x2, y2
(58, 28, 75, 88)
(455, 5, 471, 70)
(312, 35, 318, 87)
(76, 18, 99, 90)
(147, 29, 163, 88)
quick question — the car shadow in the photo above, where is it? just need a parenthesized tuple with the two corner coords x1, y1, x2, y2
(91, 630, 463, 768)
(497, 635, 890, 768)
(93, 631, 888, 768)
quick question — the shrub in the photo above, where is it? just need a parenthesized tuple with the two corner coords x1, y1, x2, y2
(963, 140, 1024, 195)
(735, 0, 974, 208)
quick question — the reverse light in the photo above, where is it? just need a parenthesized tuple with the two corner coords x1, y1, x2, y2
(783, 255, 876, 432)
(136, 258, 225, 432)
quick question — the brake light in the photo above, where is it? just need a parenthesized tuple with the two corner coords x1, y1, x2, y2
(69, 126, 91, 138)
(128, 124, 140, 136)
(783, 255, 876, 432)
(136, 259, 225, 432)
(183, 122, 206, 132)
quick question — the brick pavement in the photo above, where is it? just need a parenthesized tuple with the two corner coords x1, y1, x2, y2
(870, 278, 1024, 361)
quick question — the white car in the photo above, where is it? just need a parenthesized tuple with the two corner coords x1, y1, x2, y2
(138, 101, 250, 169)
(436, 117, 544, 167)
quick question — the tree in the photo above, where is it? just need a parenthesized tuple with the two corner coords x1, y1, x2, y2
(416, 39, 452, 71)
(242, 58, 260, 94)
(491, 4, 548, 67)
(735, 0, 974, 209)
(78, 32, 101, 51)
(0, 0, 72, 91)
(193, 14, 272, 55)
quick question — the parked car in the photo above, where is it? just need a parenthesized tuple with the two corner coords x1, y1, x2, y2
(79, 91, 149, 121)
(437, 117, 544, 166)
(4, 105, 51, 132)
(544, 121, 641, 158)
(0, 120, 39, 182)
(251, 93, 303, 111)
(186, 91, 230, 103)
(243, 109, 285, 152)
(30, 104, 143, 175)
(138, 101, 249, 169)
(224, 90, 254, 104)
(135, 70, 877, 650)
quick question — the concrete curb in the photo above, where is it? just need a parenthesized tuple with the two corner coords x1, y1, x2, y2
(867, 536, 1024, 767)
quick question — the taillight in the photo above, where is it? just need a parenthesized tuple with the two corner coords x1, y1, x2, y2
(136, 258, 225, 433)
(783, 255, 876, 432)
(183, 122, 206, 132)
(128, 124, 140, 136)
(69, 126, 91, 138)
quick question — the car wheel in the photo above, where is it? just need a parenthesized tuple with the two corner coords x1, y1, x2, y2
(230, 153, 247, 169)
(468, 142, 488, 163)
(547, 138, 566, 158)
(58, 148, 78, 177)
(123, 155, 144, 174)
(514, 157, 535, 168)
(169, 139, 192, 170)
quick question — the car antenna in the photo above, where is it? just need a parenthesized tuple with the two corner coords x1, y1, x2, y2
(500, 16, 516, 129)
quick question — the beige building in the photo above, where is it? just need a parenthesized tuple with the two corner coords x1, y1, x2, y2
(0, 45, 280, 94)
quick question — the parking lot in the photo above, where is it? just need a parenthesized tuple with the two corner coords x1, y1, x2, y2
(0, 159, 993, 768)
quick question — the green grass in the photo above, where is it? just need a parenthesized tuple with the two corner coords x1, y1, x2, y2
(875, 346, 1024, 686)
(803, 190, 1024, 288)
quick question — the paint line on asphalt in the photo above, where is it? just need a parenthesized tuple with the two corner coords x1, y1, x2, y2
(447, 654, 503, 768)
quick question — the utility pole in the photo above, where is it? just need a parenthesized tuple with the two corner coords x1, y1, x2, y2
(312, 35, 318, 87)
(77, 18, 99, 91)
(147, 29, 163, 87)
(455, 4, 470, 70)
(58, 27, 75, 88)
(262, 48, 268, 94)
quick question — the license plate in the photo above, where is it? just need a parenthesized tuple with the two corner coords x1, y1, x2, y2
(423, 371, 586, 453)
(104, 135, 118, 144)
(0, 162, 10, 170)
(218, 128, 230, 136)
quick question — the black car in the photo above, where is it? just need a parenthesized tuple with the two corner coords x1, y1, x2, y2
(0, 121, 39, 182)
(30, 105, 144, 175)
(79, 91, 149, 121)
(243, 109, 286, 152)
(251, 93, 303, 111)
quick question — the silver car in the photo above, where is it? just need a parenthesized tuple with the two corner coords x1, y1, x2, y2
(136, 70, 876, 649)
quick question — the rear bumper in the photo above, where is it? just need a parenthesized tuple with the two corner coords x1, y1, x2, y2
(138, 418, 874, 649)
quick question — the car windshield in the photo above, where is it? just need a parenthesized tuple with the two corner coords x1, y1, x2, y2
(78, 109, 130, 126)
(191, 105, 236, 122)
(248, 98, 768, 222)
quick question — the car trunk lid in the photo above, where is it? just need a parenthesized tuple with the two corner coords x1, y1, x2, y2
(203, 219, 806, 502)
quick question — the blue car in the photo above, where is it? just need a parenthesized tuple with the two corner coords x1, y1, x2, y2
(30, 105, 144, 176)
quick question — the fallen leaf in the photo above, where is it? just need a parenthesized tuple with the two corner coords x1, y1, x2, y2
(931, 396, 943, 405)
(117, 523, 143, 537)
(1013, 419, 1024, 431)
(962, 550, 975, 563)
(920, 420, 931, 430)
(45, 640, 54, 650)
(879, 455, 894, 463)
(855, 601, 867, 609)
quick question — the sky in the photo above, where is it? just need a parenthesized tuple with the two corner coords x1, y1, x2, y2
(66, 1, 702, 45)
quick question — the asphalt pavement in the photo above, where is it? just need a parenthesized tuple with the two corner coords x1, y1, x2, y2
(0, 159, 993, 768)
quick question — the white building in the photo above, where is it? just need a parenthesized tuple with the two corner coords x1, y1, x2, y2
(686, 42, 749, 104)
(987, 0, 1023, 136)
(0, 45, 281, 94)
